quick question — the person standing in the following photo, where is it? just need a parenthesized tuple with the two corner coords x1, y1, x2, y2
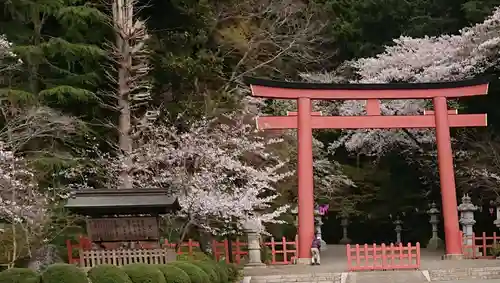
(310, 235, 321, 265)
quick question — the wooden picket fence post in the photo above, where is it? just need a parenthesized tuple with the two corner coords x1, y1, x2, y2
(462, 232, 500, 259)
(346, 242, 420, 271)
(68, 235, 299, 266)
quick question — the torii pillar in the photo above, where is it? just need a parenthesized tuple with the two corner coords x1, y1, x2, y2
(245, 77, 489, 263)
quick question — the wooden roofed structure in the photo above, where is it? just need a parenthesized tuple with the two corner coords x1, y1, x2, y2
(65, 189, 180, 243)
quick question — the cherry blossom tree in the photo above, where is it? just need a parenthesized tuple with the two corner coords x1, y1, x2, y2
(0, 141, 49, 267)
(63, 113, 293, 236)
(280, 131, 355, 202)
(241, 94, 356, 202)
(132, 115, 292, 234)
(0, 35, 18, 67)
(0, 139, 77, 268)
(453, 132, 500, 198)
(0, 141, 46, 229)
(300, 7, 500, 156)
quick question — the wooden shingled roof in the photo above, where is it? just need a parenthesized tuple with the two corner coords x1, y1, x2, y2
(65, 188, 180, 216)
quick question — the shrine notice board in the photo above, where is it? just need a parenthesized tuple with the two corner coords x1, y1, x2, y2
(87, 217, 159, 242)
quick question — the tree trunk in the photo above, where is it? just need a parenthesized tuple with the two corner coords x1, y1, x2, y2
(29, 6, 42, 95)
(197, 227, 213, 256)
(227, 238, 233, 263)
(112, 0, 133, 189)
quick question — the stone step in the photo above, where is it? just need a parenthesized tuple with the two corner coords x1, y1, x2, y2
(248, 266, 500, 283)
(349, 270, 427, 283)
(249, 272, 342, 283)
(429, 267, 500, 281)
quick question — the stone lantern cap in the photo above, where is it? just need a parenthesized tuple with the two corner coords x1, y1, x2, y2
(242, 217, 262, 233)
(427, 202, 440, 215)
(393, 217, 403, 225)
(490, 196, 500, 207)
(458, 194, 478, 212)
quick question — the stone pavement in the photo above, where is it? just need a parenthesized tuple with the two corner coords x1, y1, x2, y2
(244, 245, 500, 283)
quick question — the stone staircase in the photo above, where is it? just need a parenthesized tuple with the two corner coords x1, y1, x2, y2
(248, 272, 342, 283)
(246, 267, 500, 283)
(349, 271, 427, 283)
(428, 267, 500, 281)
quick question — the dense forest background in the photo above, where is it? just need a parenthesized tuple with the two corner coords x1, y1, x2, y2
(2, 0, 500, 267)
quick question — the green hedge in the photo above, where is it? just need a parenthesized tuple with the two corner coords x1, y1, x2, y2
(190, 261, 219, 283)
(176, 252, 210, 261)
(0, 268, 40, 283)
(88, 264, 133, 283)
(0, 260, 240, 283)
(218, 261, 239, 282)
(122, 264, 166, 283)
(211, 262, 228, 283)
(156, 265, 191, 283)
(168, 262, 209, 283)
(41, 263, 87, 283)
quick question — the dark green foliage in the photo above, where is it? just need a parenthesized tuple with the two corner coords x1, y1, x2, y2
(87, 264, 133, 283)
(41, 263, 87, 283)
(190, 261, 219, 283)
(0, 268, 40, 283)
(176, 252, 210, 262)
(156, 265, 191, 283)
(260, 245, 272, 264)
(211, 262, 228, 283)
(321, 0, 500, 61)
(168, 262, 209, 283)
(122, 264, 166, 283)
(218, 261, 240, 283)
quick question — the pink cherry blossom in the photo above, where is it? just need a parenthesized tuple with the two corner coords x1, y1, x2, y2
(64, 113, 293, 233)
(0, 141, 49, 228)
(301, 7, 500, 155)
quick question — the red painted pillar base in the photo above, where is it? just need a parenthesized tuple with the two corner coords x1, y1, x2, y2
(296, 97, 315, 264)
(433, 97, 463, 259)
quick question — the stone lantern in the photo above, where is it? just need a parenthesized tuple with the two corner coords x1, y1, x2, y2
(291, 206, 298, 226)
(459, 194, 478, 256)
(339, 213, 351, 244)
(426, 202, 444, 250)
(490, 196, 500, 229)
(0, 217, 6, 233)
(393, 216, 403, 245)
(242, 216, 265, 267)
(314, 204, 328, 248)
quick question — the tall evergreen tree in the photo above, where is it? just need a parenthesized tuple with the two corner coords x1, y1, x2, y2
(0, 0, 109, 126)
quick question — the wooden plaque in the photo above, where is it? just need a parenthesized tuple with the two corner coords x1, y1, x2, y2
(87, 217, 159, 242)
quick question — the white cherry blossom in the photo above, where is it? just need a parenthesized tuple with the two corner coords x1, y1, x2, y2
(301, 7, 500, 155)
(64, 113, 292, 233)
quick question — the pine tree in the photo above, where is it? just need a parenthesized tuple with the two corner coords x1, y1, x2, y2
(0, 0, 112, 190)
(0, 0, 109, 121)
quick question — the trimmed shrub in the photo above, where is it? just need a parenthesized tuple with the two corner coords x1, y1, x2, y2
(261, 246, 272, 264)
(190, 261, 219, 283)
(176, 252, 210, 262)
(156, 265, 191, 283)
(122, 263, 166, 283)
(41, 263, 87, 283)
(88, 264, 133, 283)
(209, 261, 228, 283)
(0, 268, 40, 283)
(168, 262, 209, 283)
(217, 261, 239, 282)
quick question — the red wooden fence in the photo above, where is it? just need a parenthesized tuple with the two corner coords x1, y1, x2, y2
(163, 238, 249, 263)
(66, 235, 297, 266)
(263, 236, 298, 264)
(462, 232, 500, 259)
(346, 243, 421, 271)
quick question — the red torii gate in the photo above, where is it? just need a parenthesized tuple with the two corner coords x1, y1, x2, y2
(244, 77, 489, 263)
